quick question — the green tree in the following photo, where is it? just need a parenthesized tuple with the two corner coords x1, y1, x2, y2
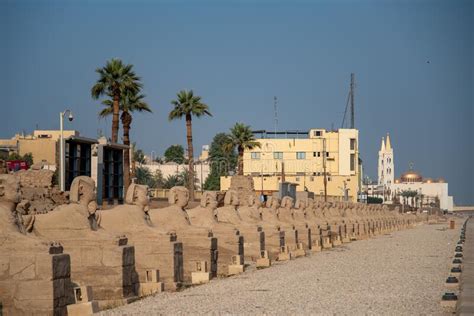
(91, 58, 142, 143)
(203, 132, 237, 190)
(99, 90, 152, 192)
(164, 144, 185, 164)
(134, 149, 146, 165)
(169, 90, 212, 200)
(226, 123, 261, 175)
(136, 167, 164, 188)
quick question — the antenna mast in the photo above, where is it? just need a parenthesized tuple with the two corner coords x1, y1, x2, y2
(350, 73, 355, 129)
(341, 73, 356, 129)
(273, 96, 278, 137)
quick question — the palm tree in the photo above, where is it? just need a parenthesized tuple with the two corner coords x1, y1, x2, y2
(91, 58, 142, 143)
(169, 90, 211, 201)
(99, 91, 151, 191)
(226, 123, 261, 175)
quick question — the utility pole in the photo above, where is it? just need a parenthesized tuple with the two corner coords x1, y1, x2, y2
(350, 73, 355, 129)
(323, 138, 327, 202)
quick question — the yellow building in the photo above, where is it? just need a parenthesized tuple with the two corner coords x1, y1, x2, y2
(221, 128, 360, 202)
(0, 130, 78, 165)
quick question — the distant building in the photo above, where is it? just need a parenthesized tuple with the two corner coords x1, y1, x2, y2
(0, 130, 79, 166)
(374, 133, 453, 211)
(220, 128, 360, 202)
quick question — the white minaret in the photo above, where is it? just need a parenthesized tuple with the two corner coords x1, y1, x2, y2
(378, 133, 394, 188)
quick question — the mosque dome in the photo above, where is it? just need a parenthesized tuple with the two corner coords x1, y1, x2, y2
(400, 170, 423, 183)
(424, 178, 433, 183)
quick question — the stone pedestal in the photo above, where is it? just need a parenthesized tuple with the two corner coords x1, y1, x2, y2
(191, 261, 211, 284)
(256, 251, 271, 269)
(228, 255, 244, 276)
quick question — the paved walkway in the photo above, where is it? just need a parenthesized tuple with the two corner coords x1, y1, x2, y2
(458, 216, 474, 315)
(102, 222, 459, 315)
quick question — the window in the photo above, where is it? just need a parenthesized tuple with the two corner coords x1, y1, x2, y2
(326, 152, 329, 157)
(296, 152, 306, 159)
(313, 152, 317, 157)
(273, 152, 283, 159)
(327, 177, 331, 181)
(350, 153, 355, 171)
(251, 152, 260, 160)
(350, 138, 356, 150)
(313, 130, 322, 137)
(296, 177, 300, 181)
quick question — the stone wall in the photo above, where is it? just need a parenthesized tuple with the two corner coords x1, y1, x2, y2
(0, 244, 73, 315)
(14, 169, 67, 214)
(15, 169, 54, 188)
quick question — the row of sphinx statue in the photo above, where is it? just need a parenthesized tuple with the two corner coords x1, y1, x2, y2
(0, 174, 423, 314)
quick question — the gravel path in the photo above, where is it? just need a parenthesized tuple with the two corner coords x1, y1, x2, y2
(101, 222, 459, 315)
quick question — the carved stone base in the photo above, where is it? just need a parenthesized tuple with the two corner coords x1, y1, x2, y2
(228, 264, 244, 276)
(67, 302, 99, 316)
(256, 258, 271, 269)
(191, 272, 211, 284)
(139, 283, 164, 296)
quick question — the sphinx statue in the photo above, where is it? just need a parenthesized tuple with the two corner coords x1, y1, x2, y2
(99, 183, 186, 291)
(148, 187, 223, 279)
(187, 190, 246, 273)
(69, 175, 100, 230)
(0, 174, 35, 234)
(238, 195, 263, 223)
(25, 176, 141, 306)
(215, 189, 243, 225)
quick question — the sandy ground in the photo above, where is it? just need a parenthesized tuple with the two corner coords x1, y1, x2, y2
(100, 222, 459, 315)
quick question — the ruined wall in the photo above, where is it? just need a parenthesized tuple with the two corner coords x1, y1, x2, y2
(14, 169, 67, 214)
(229, 176, 255, 206)
(0, 244, 73, 315)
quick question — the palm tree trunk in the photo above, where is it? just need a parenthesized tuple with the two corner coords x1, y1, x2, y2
(112, 91, 120, 143)
(186, 114, 195, 201)
(238, 146, 244, 175)
(122, 111, 132, 193)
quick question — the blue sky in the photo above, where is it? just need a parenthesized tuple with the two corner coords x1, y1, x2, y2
(1, 0, 473, 204)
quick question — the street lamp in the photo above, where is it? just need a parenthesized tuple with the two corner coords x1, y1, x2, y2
(59, 109, 73, 191)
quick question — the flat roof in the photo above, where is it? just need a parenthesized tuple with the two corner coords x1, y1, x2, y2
(65, 135, 99, 144)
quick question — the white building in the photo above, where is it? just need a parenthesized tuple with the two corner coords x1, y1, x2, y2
(376, 133, 454, 211)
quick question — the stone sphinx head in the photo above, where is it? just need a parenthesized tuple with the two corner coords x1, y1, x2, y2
(223, 189, 239, 207)
(265, 196, 280, 210)
(280, 196, 294, 210)
(0, 174, 21, 205)
(126, 183, 150, 213)
(200, 191, 218, 210)
(295, 199, 306, 211)
(70, 176, 97, 212)
(247, 195, 262, 208)
(168, 186, 189, 209)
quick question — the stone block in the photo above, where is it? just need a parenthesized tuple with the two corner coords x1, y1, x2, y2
(67, 301, 99, 316)
(256, 258, 271, 269)
(139, 283, 164, 296)
(145, 270, 160, 283)
(73, 286, 93, 303)
(16, 280, 53, 300)
(228, 264, 244, 276)
(293, 243, 306, 258)
(195, 261, 208, 272)
(191, 272, 211, 284)
(9, 255, 35, 277)
(277, 246, 292, 261)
